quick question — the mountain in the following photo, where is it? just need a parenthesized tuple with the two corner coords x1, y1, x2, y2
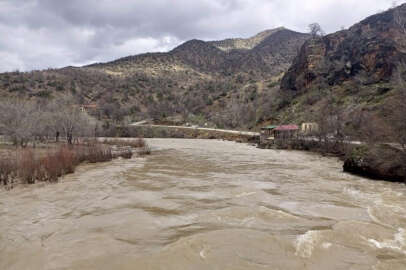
(0, 27, 310, 128)
(209, 28, 286, 51)
(277, 4, 406, 124)
(4, 1, 406, 132)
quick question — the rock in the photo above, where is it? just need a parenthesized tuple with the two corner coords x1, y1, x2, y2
(343, 144, 405, 182)
(281, 4, 406, 93)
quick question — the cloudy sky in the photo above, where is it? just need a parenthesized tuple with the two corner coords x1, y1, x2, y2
(0, 0, 403, 72)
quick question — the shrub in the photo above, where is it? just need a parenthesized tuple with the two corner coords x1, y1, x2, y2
(116, 149, 133, 159)
(0, 158, 16, 185)
(17, 149, 37, 184)
(76, 144, 112, 163)
(39, 155, 63, 182)
(138, 143, 151, 156)
(102, 137, 146, 148)
(57, 146, 77, 173)
(1, 143, 118, 187)
(134, 138, 146, 148)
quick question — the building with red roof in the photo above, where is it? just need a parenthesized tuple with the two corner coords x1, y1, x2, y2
(274, 124, 299, 139)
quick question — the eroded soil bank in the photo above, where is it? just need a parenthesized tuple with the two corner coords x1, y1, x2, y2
(1, 139, 406, 270)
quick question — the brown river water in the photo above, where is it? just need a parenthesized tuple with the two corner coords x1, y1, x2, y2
(1, 139, 406, 270)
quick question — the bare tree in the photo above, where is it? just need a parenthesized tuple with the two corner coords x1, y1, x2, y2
(0, 97, 98, 146)
(53, 98, 96, 144)
(313, 96, 346, 153)
(308, 23, 325, 38)
(0, 100, 40, 146)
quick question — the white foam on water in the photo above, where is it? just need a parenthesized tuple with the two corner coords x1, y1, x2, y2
(295, 230, 322, 258)
(343, 187, 363, 199)
(199, 249, 206, 259)
(235, 192, 256, 198)
(322, 242, 332, 249)
(368, 228, 406, 255)
(367, 207, 385, 226)
(241, 217, 256, 226)
(199, 245, 209, 259)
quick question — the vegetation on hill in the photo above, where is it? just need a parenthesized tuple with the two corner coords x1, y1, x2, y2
(278, 4, 406, 128)
(0, 28, 309, 130)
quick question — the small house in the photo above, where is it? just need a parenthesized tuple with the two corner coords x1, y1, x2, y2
(260, 125, 277, 142)
(274, 125, 299, 140)
(301, 122, 319, 135)
(80, 104, 98, 113)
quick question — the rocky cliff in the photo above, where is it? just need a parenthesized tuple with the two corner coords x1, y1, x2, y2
(271, 4, 406, 126)
(282, 4, 406, 92)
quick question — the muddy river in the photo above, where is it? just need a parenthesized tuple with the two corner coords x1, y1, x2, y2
(1, 139, 406, 269)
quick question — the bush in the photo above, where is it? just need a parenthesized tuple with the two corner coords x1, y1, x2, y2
(76, 145, 112, 163)
(1, 144, 118, 187)
(17, 149, 37, 184)
(138, 143, 151, 156)
(102, 137, 146, 148)
(116, 149, 133, 159)
(0, 158, 16, 186)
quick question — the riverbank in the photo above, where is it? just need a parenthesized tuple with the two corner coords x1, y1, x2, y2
(0, 138, 152, 189)
(259, 138, 406, 183)
(343, 144, 406, 182)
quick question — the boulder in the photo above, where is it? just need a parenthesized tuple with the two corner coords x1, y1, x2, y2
(343, 144, 405, 182)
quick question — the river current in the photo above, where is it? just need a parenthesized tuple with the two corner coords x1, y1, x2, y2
(1, 139, 406, 269)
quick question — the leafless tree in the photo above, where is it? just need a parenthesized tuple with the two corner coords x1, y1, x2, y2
(308, 23, 325, 38)
(349, 109, 389, 145)
(0, 97, 97, 146)
(52, 97, 96, 144)
(0, 100, 40, 146)
(313, 96, 346, 153)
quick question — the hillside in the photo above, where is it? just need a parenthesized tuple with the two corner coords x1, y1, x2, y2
(209, 28, 285, 51)
(277, 4, 406, 131)
(0, 27, 309, 129)
(3, 3, 406, 133)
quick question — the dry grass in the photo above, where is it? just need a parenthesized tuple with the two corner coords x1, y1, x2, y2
(102, 137, 146, 148)
(0, 144, 119, 187)
(101, 137, 151, 157)
(0, 158, 16, 186)
(116, 150, 133, 159)
(138, 144, 152, 156)
(0, 137, 144, 188)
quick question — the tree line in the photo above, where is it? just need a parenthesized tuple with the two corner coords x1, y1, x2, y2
(0, 97, 96, 147)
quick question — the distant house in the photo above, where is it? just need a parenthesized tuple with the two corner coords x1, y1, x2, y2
(260, 125, 277, 143)
(79, 104, 98, 114)
(301, 122, 319, 134)
(274, 125, 299, 140)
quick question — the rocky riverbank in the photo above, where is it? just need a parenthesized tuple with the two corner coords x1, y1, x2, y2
(343, 144, 405, 183)
(259, 139, 406, 183)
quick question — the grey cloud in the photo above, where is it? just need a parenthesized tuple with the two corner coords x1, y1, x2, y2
(0, 0, 402, 72)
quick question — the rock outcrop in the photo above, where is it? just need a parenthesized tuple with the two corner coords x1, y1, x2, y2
(343, 145, 405, 182)
(281, 4, 406, 92)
